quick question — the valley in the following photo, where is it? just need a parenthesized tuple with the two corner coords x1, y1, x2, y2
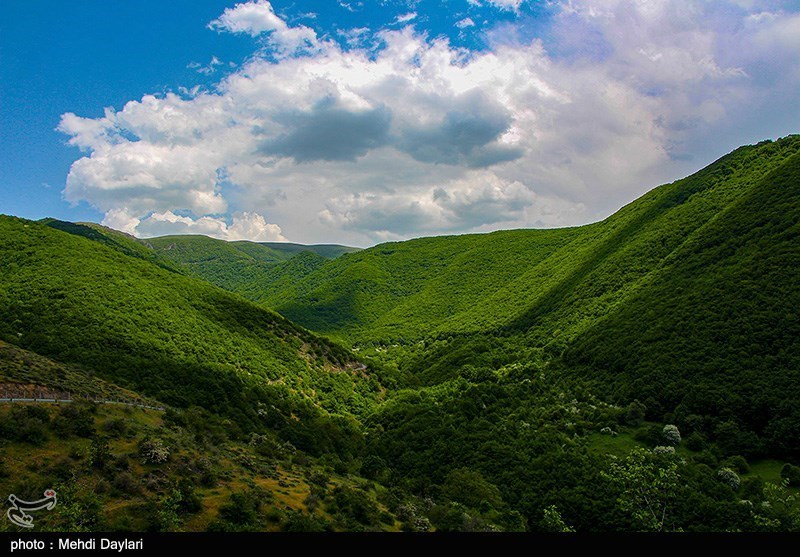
(1, 136, 799, 531)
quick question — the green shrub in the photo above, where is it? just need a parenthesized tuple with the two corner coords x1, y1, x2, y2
(684, 431, 706, 452)
(633, 424, 662, 447)
(780, 463, 800, 487)
(724, 455, 750, 474)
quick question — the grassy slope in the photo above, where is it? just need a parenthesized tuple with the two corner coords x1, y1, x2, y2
(0, 340, 154, 404)
(253, 136, 800, 457)
(267, 136, 800, 347)
(564, 149, 800, 453)
(0, 402, 398, 532)
(0, 217, 380, 433)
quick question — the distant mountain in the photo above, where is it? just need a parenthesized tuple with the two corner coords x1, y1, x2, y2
(142, 234, 359, 302)
(259, 241, 362, 260)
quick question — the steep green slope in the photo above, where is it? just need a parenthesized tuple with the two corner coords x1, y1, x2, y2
(0, 216, 380, 455)
(564, 150, 800, 457)
(0, 340, 154, 404)
(267, 136, 800, 347)
(41, 219, 182, 273)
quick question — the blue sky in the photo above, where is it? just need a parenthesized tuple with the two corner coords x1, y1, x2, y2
(2, 1, 799, 246)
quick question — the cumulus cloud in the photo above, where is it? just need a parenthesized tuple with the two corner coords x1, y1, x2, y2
(58, 0, 800, 244)
(260, 100, 392, 162)
(209, 0, 318, 55)
(395, 90, 523, 167)
(320, 173, 583, 239)
(127, 211, 286, 241)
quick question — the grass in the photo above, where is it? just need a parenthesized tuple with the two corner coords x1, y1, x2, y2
(0, 402, 395, 532)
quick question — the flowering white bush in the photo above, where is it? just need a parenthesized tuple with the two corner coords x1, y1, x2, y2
(662, 424, 682, 446)
(717, 467, 741, 490)
(140, 438, 170, 464)
(653, 445, 676, 455)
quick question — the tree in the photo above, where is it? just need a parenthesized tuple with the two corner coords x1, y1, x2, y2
(441, 468, 503, 510)
(753, 480, 800, 532)
(603, 448, 680, 531)
(541, 505, 575, 532)
(89, 436, 110, 470)
(140, 438, 170, 464)
(624, 401, 646, 426)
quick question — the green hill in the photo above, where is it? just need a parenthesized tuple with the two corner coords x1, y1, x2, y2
(259, 241, 361, 260)
(265, 136, 800, 347)
(564, 149, 800, 458)
(143, 235, 359, 302)
(0, 216, 380, 456)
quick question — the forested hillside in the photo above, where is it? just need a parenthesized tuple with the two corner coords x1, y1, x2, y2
(565, 150, 800, 458)
(0, 216, 380, 456)
(265, 137, 800, 348)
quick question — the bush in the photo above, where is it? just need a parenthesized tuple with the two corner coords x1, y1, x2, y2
(331, 486, 380, 526)
(53, 404, 94, 438)
(176, 479, 203, 515)
(102, 418, 129, 438)
(724, 455, 750, 474)
(1, 406, 50, 444)
(653, 446, 676, 455)
(717, 467, 741, 490)
(624, 401, 646, 426)
(780, 463, 800, 487)
(90, 436, 111, 470)
(218, 491, 261, 526)
(140, 438, 170, 464)
(112, 471, 140, 496)
(282, 510, 329, 532)
(441, 468, 503, 510)
(633, 424, 662, 446)
(684, 431, 706, 452)
(662, 424, 681, 446)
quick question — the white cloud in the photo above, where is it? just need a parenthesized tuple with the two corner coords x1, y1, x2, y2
(189, 56, 224, 76)
(209, 0, 318, 55)
(456, 17, 476, 29)
(58, 1, 800, 244)
(479, 0, 525, 12)
(133, 211, 286, 241)
(394, 12, 417, 24)
(338, 27, 371, 48)
(320, 172, 585, 239)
